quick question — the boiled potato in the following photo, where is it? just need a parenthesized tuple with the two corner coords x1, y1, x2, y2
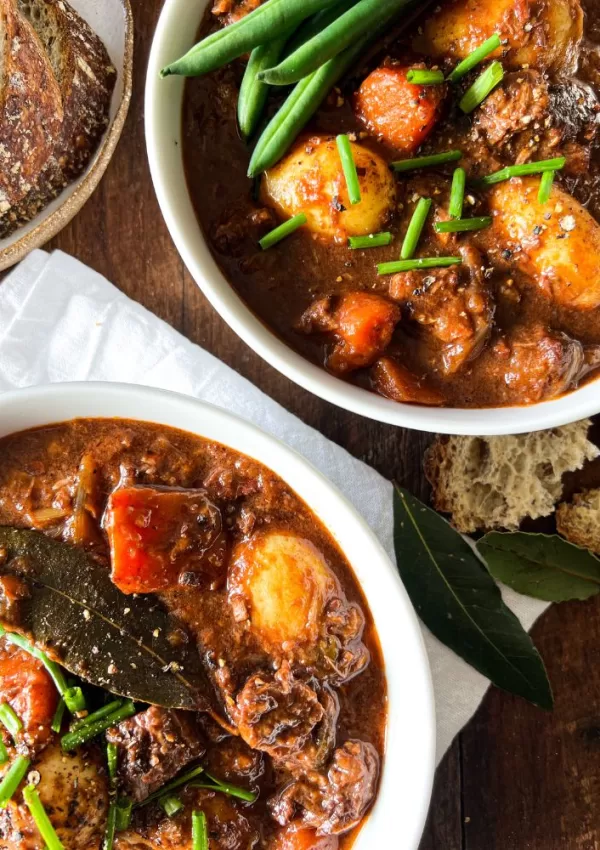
(261, 137, 396, 243)
(228, 531, 339, 648)
(488, 177, 600, 310)
(413, 0, 583, 71)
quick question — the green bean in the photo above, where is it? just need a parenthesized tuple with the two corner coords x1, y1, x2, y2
(259, 0, 416, 86)
(284, 0, 360, 55)
(160, 0, 341, 79)
(238, 37, 290, 140)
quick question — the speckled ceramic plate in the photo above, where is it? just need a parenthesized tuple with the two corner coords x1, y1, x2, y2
(0, 0, 133, 271)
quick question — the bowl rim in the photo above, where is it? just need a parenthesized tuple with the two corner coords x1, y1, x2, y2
(0, 0, 134, 273)
(0, 380, 436, 848)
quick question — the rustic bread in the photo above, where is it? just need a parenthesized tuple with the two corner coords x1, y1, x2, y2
(556, 489, 600, 553)
(0, 0, 63, 216)
(424, 421, 599, 533)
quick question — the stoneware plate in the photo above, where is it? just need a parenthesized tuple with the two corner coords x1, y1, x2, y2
(0, 381, 437, 850)
(0, 0, 133, 271)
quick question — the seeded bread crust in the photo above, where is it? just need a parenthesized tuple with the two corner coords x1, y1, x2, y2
(424, 421, 599, 533)
(556, 488, 600, 554)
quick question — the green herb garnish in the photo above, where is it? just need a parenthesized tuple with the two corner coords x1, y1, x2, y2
(459, 60, 504, 113)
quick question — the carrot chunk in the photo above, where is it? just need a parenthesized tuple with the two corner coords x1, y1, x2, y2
(0, 642, 58, 751)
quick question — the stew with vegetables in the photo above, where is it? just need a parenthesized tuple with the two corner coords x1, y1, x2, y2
(0, 419, 386, 849)
(180, 0, 600, 408)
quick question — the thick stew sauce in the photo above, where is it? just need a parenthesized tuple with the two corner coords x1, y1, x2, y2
(0, 419, 386, 849)
(184, 0, 600, 408)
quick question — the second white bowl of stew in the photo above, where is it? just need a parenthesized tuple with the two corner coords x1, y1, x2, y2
(0, 382, 435, 849)
(146, 0, 600, 434)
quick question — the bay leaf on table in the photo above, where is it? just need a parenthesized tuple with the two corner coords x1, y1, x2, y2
(393, 486, 553, 709)
(478, 532, 600, 602)
(0, 527, 220, 714)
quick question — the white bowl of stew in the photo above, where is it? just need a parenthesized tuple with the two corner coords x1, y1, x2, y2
(0, 381, 435, 849)
(146, 0, 600, 435)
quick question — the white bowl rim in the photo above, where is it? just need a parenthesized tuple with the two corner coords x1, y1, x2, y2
(0, 380, 436, 849)
(144, 0, 600, 437)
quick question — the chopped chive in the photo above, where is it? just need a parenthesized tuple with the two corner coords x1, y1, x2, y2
(72, 700, 124, 731)
(107, 742, 118, 785)
(434, 216, 492, 233)
(538, 169, 555, 204)
(448, 34, 503, 82)
(391, 150, 462, 173)
(103, 801, 117, 850)
(23, 785, 64, 850)
(0, 756, 30, 807)
(407, 68, 444, 85)
(137, 765, 205, 808)
(449, 167, 466, 219)
(401, 198, 432, 260)
(348, 232, 392, 250)
(61, 701, 135, 752)
(0, 741, 7, 765)
(336, 134, 361, 205)
(259, 213, 307, 250)
(478, 157, 566, 186)
(51, 699, 66, 735)
(378, 257, 462, 275)
(0, 704, 22, 738)
(459, 61, 504, 114)
(160, 795, 185, 817)
(63, 687, 86, 715)
(115, 797, 133, 832)
(190, 774, 258, 804)
(0, 630, 68, 696)
(192, 810, 209, 850)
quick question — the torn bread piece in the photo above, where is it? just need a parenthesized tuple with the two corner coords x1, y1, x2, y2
(425, 421, 599, 533)
(556, 489, 600, 554)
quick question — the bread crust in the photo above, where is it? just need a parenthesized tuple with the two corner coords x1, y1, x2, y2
(556, 489, 600, 554)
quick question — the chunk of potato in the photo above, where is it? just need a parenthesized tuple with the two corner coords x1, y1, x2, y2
(228, 531, 339, 648)
(262, 137, 396, 243)
(487, 177, 600, 310)
(413, 0, 583, 72)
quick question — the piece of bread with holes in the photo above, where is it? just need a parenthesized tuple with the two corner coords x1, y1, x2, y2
(0, 0, 116, 235)
(556, 489, 600, 554)
(424, 421, 599, 533)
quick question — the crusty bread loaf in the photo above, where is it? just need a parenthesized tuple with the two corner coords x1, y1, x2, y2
(556, 489, 600, 553)
(425, 421, 599, 533)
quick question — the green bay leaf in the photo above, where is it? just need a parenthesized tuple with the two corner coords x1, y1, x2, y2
(478, 532, 600, 602)
(0, 527, 221, 714)
(393, 486, 553, 709)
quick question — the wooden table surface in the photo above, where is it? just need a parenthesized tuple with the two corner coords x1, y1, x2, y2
(46, 2, 600, 848)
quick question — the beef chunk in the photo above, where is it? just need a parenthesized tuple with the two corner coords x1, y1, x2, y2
(106, 706, 205, 803)
(475, 70, 549, 148)
(269, 741, 379, 836)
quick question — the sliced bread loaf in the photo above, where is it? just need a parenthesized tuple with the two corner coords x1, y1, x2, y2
(424, 421, 599, 533)
(556, 489, 600, 554)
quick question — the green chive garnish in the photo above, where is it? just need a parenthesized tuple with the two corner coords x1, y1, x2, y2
(115, 797, 133, 832)
(391, 151, 462, 172)
(103, 801, 117, 850)
(0, 756, 30, 807)
(407, 68, 444, 85)
(448, 34, 503, 82)
(401, 198, 432, 260)
(63, 687, 86, 714)
(160, 795, 185, 817)
(23, 785, 65, 850)
(336, 134, 361, 206)
(51, 699, 66, 735)
(61, 701, 135, 752)
(378, 257, 462, 275)
(449, 167, 466, 219)
(434, 216, 492, 233)
(348, 232, 392, 250)
(259, 213, 307, 250)
(71, 700, 124, 732)
(538, 169, 555, 204)
(478, 157, 566, 186)
(191, 772, 258, 804)
(0, 629, 68, 697)
(459, 61, 504, 113)
(192, 810, 209, 850)
(0, 704, 22, 738)
(137, 765, 205, 808)
(107, 742, 118, 784)
(0, 741, 8, 765)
